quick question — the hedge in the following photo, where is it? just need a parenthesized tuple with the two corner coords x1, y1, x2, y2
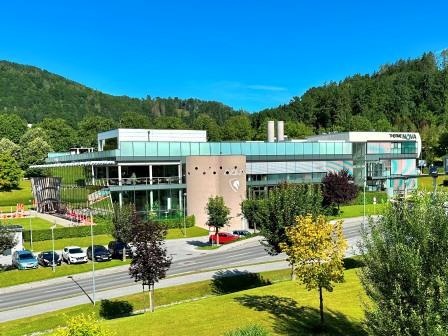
(22, 215, 195, 241)
(155, 215, 195, 229)
(23, 225, 111, 242)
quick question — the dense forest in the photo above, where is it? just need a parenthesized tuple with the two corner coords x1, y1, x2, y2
(1, 52, 448, 162)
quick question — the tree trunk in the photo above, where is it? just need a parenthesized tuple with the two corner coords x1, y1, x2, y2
(149, 283, 155, 312)
(122, 246, 126, 261)
(319, 285, 324, 325)
(291, 263, 296, 281)
(215, 226, 220, 246)
(142, 285, 146, 313)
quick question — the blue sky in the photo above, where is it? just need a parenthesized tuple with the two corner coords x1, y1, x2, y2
(1, 1, 447, 112)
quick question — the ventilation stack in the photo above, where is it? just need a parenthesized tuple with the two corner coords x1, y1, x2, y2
(277, 121, 284, 142)
(267, 121, 275, 142)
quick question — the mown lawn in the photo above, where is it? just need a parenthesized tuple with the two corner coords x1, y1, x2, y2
(0, 180, 33, 207)
(0, 268, 367, 336)
(332, 203, 386, 220)
(0, 217, 62, 230)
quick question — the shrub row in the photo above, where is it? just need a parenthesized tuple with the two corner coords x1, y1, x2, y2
(22, 215, 195, 241)
(154, 215, 195, 229)
(23, 224, 111, 242)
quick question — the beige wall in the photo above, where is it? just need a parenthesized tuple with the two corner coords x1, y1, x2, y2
(186, 156, 246, 231)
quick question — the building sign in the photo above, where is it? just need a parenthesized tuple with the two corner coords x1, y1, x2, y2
(229, 178, 240, 192)
(389, 133, 417, 140)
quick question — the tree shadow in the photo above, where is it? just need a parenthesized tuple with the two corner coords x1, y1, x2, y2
(186, 240, 210, 247)
(211, 270, 271, 294)
(343, 257, 365, 270)
(234, 295, 366, 336)
(99, 299, 133, 319)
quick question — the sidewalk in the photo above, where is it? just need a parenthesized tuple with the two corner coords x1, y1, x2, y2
(0, 260, 289, 323)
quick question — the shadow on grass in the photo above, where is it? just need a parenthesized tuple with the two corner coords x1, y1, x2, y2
(211, 270, 271, 294)
(234, 295, 366, 336)
(343, 257, 365, 270)
(186, 240, 210, 247)
(99, 299, 133, 319)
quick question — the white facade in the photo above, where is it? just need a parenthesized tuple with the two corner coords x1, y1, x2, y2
(307, 132, 422, 158)
(98, 129, 207, 151)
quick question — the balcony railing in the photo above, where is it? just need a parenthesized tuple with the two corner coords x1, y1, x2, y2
(91, 176, 182, 187)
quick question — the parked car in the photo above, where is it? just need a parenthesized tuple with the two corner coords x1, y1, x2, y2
(232, 230, 251, 238)
(209, 232, 239, 244)
(108, 241, 133, 259)
(62, 246, 88, 264)
(37, 251, 62, 267)
(87, 245, 112, 262)
(12, 250, 38, 270)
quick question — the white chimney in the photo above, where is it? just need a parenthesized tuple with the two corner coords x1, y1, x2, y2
(267, 121, 275, 142)
(277, 121, 284, 142)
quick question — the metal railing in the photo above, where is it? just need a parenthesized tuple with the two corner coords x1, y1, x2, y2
(91, 176, 182, 187)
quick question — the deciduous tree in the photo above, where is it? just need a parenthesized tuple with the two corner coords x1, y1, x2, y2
(360, 193, 448, 335)
(0, 138, 20, 161)
(280, 215, 347, 325)
(206, 196, 231, 239)
(321, 169, 358, 213)
(0, 152, 22, 190)
(0, 113, 27, 144)
(129, 218, 172, 312)
(260, 183, 323, 254)
(0, 224, 16, 253)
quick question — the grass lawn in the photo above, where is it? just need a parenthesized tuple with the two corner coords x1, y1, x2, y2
(0, 180, 33, 207)
(0, 259, 130, 288)
(331, 203, 386, 220)
(417, 175, 448, 191)
(0, 217, 63, 230)
(0, 268, 367, 336)
(23, 226, 208, 252)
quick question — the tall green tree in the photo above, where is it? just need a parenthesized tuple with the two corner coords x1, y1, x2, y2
(222, 115, 254, 140)
(20, 137, 53, 170)
(19, 127, 50, 147)
(360, 193, 448, 335)
(206, 196, 231, 235)
(37, 118, 78, 151)
(154, 116, 187, 129)
(0, 113, 27, 143)
(260, 183, 323, 254)
(0, 152, 22, 190)
(119, 111, 151, 129)
(0, 138, 21, 161)
(192, 114, 222, 141)
(77, 116, 116, 148)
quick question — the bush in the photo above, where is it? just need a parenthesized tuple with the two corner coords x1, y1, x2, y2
(223, 325, 270, 336)
(54, 313, 115, 336)
(99, 299, 133, 319)
(23, 224, 111, 242)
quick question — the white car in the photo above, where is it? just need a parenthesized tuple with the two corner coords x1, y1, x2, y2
(62, 246, 88, 264)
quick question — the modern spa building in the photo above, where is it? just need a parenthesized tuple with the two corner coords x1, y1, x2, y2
(33, 122, 421, 230)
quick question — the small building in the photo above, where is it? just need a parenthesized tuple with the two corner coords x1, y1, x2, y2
(31, 123, 421, 230)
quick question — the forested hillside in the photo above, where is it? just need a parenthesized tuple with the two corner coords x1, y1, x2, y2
(1, 52, 448, 162)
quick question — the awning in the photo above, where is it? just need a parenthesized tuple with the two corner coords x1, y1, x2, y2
(30, 161, 116, 168)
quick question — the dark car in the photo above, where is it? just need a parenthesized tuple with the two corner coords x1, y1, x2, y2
(87, 245, 112, 262)
(232, 230, 251, 238)
(37, 251, 62, 267)
(108, 241, 133, 259)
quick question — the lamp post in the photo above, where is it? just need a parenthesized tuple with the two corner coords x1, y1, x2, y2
(90, 212, 96, 306)
(29, 200, 33, 251)
(51, 222, 56, 273)
(183, 192, 187, 237)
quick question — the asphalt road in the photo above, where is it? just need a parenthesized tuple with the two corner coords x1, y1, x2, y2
(0, 218, 364, 313)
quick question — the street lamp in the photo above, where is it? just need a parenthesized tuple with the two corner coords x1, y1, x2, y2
(29, 200, 33, 251)
(183, 192, 187, 237)
(51, 222, 56, 273)
(90, 212, 96, 306)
